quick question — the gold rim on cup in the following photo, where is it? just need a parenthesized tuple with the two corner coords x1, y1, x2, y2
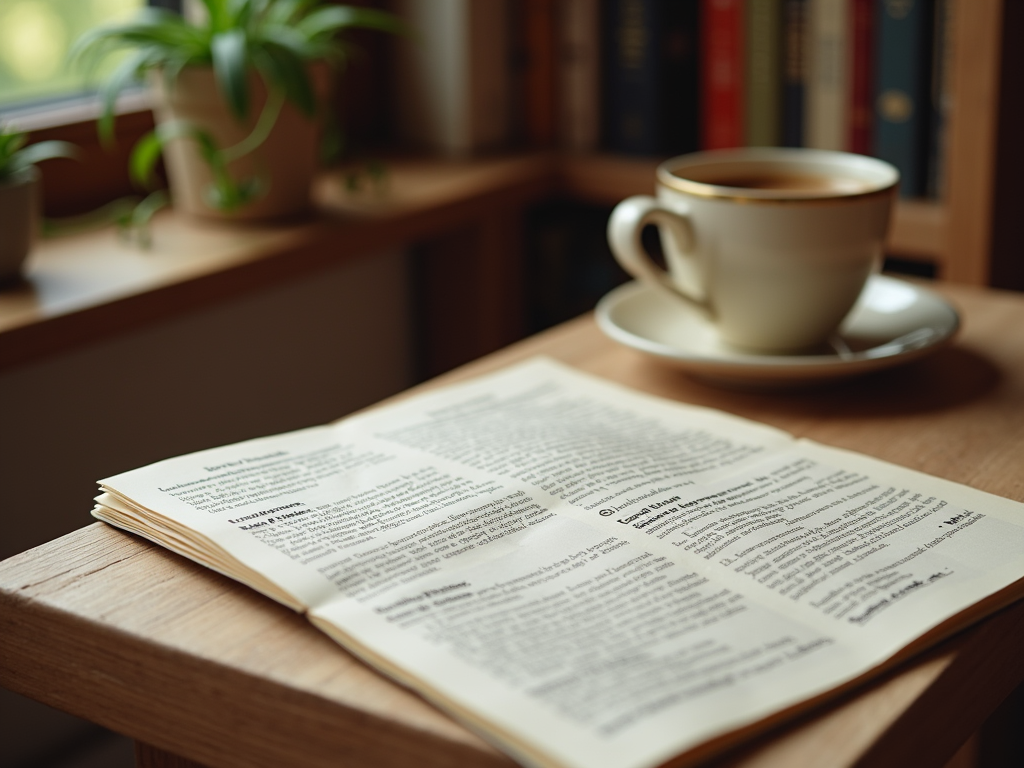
(656, 150, 900, 205)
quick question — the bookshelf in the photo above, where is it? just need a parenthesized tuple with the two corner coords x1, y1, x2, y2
(544, 0, 1005, 286)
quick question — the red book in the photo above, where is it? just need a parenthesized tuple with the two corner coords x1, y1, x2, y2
(848, 0, 875, 154)
(701, 0, 745, 150)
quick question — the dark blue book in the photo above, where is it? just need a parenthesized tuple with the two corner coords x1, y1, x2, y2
(603, 0, 699, 155)
(781, 0, 807, 148)
(926, 0, 952, 199)
(874, 0, 935, 197)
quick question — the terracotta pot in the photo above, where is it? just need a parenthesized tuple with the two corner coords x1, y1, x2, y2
(150, 65, 330, 221)
(0, 168, 39, 283)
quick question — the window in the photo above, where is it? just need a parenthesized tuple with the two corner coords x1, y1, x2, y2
(0, 0, 144, 111)
(0, 1, 181, 216)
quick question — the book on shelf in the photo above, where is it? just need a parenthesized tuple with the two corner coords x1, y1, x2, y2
(781, 0, 808, 147)
(389, 0, 512, 156)
(873, 0, 936, 197)
(385, 0, 950, 200)
(804, 0, 849, 150)
(580, 0, 947, 201)
(925, 0, 953, 200)
(524, 202, 626, 334)
(700, 0, 745, 150)
(521, 0, 559, 147)
(557, 0, 602, 152)
(746, 0, 783, 147)
(604, 0, 700, 156)
(848, 0, 875, 154)
(93, 358, 1024, 768)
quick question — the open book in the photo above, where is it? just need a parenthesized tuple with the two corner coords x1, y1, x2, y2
(94, 359, 1024, 768)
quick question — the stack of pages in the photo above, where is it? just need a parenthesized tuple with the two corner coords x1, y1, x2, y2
(94, 359, 1024, 768)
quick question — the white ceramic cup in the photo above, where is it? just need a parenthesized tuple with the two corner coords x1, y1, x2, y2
(607, 148, 899, 353)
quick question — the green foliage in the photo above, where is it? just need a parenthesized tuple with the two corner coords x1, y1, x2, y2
(72, 0, 404, 140)
(70, 0, 400, 230)
(0, 126, 75, 183)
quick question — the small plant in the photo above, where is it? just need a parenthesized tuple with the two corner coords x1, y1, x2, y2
(0, 126, 76, 283)
(72, 0, 401, 216)
(0, 127, 75, 183)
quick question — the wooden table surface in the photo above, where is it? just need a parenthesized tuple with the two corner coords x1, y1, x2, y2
(2, 280, 1024, 768)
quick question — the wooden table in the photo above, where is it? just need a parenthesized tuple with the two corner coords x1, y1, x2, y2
(2, 280, 1024, 768)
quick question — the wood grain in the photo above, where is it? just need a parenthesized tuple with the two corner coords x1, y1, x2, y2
(1, 281, 1022, 768)
(137, 742, 209, 768)
(0, 526, 511, 768)
(944, 0, 1004, 284)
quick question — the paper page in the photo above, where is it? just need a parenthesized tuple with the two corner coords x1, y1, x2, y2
(96, 358, 1024, 768)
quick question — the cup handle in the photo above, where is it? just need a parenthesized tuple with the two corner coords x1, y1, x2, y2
(607, 195, 709, 314)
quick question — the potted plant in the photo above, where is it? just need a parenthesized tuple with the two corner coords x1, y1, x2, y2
(0, 128, 75, 284)
(74, 0, 400, 221)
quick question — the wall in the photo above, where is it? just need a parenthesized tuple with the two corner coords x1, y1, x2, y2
(0, 247, 413, 767)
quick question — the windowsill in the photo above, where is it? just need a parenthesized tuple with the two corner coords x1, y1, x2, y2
(2, 90, 152, 133)
(0, 152, 558, 372)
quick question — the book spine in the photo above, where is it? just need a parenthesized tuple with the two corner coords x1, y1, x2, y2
(781, 0, 807, 147)
(392, 0, 511, 156)
(558, 0, 602, 152)
(604, 0, 662, 155)
(847, 0, 874, 154)
(804, 0, 849, 150)
(746, 0, 782, 147)
(468, 0, 513, 151)
(925, 0, 953, 199)
(874, 0, 934, 197)
(701, 0, 745, 150)
(661, 0, 701, 154)
(522, 0, 558, 147)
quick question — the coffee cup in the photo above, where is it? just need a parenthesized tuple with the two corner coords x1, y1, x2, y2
(607, 148, 899, 353)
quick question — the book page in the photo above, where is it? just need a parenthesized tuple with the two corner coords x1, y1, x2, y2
(95, 358, 1024, 768)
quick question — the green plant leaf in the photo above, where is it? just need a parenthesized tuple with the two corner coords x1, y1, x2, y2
(129, 190, 170, 248)
(0, 130, 28, 169)
(263, 0, 314, 27)
(227, 0, 263, 30)
(70, 7, 182, 65)
(95, 48, 152, 144)
(296, 6, 406, 39)
(220, 86, 283, 161)
(68, 0, 402, 218)
(253, 42, 316, 116)
(212, 28, 250, 119)
(9, 141, 77, 176)
(129, 130, 169, 189)
(129, 120, 219, 188)
(198, 0, 229, 33)
(256, 23, 317, 58)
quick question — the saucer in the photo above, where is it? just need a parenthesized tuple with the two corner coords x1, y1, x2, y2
(595, 275, 960, 388)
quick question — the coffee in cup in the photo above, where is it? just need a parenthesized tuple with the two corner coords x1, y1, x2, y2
(607, 148, 899, 353)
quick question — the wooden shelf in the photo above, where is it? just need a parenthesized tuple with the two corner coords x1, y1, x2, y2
(0, 154, 557, 373)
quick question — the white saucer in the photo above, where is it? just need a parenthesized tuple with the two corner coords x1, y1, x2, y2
(595, 275, 960, 388)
